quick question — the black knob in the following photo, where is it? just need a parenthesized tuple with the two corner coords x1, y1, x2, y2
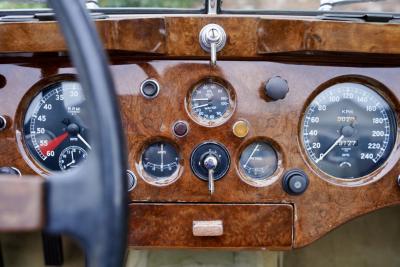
(140, 79, 160, 99)
(282, 169, 309, 195)
(264, 76, 289, 101)
(0, 167, 21, 176)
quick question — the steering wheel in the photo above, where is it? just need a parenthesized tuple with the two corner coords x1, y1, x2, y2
(0, 1, 127, 266)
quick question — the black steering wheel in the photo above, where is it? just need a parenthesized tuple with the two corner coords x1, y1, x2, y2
(44, 1, 127, 266)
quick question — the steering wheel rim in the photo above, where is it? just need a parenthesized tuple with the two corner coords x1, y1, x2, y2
(44, 1, 128, 266)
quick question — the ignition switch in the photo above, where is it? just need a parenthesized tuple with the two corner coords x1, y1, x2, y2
(190, 142, 230, 195)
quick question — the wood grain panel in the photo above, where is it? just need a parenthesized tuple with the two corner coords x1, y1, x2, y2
(0, 176, 44, 232)
(257, 18, 400, 54)
(129, 203, 293, 249)
(0, 18, 166, 53)
(2, 60, 400, 247)
(1, 16, 400, 56)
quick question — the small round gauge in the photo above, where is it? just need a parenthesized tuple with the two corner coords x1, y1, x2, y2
(23, 80, 91, 173)
(301, 82, 397, 180)
(139, 141, 181, 186)
(187, 79, 235, 127)
(59, 146, 88, 171)
(239, 141, 278, 181)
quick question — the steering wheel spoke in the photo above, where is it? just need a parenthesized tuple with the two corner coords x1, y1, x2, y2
(0, 1, 127, 266)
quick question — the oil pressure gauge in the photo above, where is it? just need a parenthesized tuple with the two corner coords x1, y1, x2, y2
(138, 140, 182, 186)
(186, 78, 236, 127)
(238, 141, 280, 187)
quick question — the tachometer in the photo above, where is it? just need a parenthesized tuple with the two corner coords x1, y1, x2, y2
(23, 81, 90, 173)
(301, 82, 396, 179)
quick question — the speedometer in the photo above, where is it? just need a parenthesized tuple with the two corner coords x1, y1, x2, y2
(301, 82, 396, 179)
(23, 80, 90, 173)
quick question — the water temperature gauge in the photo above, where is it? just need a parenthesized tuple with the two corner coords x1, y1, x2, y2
(238, 141, 280, 187)
(138, 141, 182, 186)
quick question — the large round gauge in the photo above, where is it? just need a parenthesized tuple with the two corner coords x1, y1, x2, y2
(239, 141, 278, 181)
(187, 79, 235, 127)
(301, 82, 396, 179)
(23, 81, 90, 173)
(138, 141, 181, 186)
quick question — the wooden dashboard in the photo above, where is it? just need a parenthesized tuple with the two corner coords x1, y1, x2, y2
(0, 15, 400, 250)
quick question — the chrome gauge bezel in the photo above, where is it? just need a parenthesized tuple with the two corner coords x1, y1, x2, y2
(235, 138, 284, 187)
(299, 76, 400, 187)
(185, 77, 236, 127)
(135, 138, 184, 187)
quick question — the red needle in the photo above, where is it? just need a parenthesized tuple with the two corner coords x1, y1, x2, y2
(40, 132, 69, 155)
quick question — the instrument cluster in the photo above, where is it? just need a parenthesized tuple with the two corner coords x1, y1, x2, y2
(16, 74, 398, 194)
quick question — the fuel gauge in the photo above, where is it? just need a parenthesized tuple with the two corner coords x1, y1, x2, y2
(138, 141, 182, 186)
(238, 141, 280, 186)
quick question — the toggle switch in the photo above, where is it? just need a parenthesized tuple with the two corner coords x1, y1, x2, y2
(199, 24, 227, 66)
(203, 154, 218, 195)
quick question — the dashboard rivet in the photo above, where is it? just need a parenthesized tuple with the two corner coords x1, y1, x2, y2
(232, 120, 249, 138)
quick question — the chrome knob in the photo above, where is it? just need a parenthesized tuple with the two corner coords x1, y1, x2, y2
(199, 24, 227, 66)
(203, 154, 218, 195)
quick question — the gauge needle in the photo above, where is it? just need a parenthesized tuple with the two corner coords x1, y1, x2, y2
(158, 144, 166, 171)
(193, 103, 209, 109)
(67, 151, 75, 167)
(192, 98, 209, 101)
(77, 134, 91, 150)
(244, 144, 260, 168)
(40, 132, 69, 155)
(315, 135, 344, 163)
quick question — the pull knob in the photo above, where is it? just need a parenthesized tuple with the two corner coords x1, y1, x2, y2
(203, 154, 218, 195)
(199, 24, 227, 66)
(264, 76, 289, 101)
(282, 169, 309, 195)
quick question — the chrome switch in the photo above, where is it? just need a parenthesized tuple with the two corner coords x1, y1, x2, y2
(203, 154, 218, 195)
(199, 24, 227, 66)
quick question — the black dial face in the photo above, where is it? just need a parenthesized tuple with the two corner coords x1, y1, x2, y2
(141, 141, 180, 183)
(23, 81, 90, 173)
(190, 142, 230, 181)
(59, 146, 88, 171)
(189, 80, 232, 126)
(239, 141, 278, 180)
(302, 82, 397, 179)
